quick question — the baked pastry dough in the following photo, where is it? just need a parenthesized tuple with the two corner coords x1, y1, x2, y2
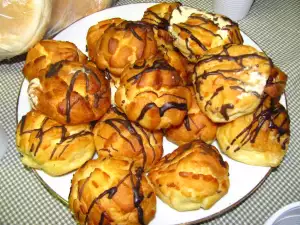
(169, 6, 243, 62)
(193, 44, 273, 123)
(23, 40, 87, 81)
(94, 20, 157, 81)
(217, 95, 290, 167)
(116, 57, 192, 130)
(87, 18, 124, 62)
(264, 66, 287, 98)
(148, 140, 229, 211)
(69, 158, 156, 225)
(142, 2, 181, 50)
(159, 47, 189, 85)
(142, 2, 182, 30)
(165, 86, 217, 145)
(28, 61, 111, 125)
(93, 106, 163, 171)
(16, 111, 95, 176)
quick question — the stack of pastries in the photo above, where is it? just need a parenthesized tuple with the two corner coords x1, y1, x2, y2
(15, 2, 290, 225)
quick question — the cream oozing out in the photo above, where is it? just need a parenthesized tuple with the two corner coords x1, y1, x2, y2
(237, 71, 267, 99)
(28, 78, 41, 108)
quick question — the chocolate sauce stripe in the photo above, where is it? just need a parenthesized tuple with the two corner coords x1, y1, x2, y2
(173, 24, 207, 51)
(181, 22, 222, 39)
(136, 102, 187, 122)
(84, 173, 131, 224)
(143, 10, 169, 30)
(127, 59, 176, 83)
(104, 119, 137, 152)
(135, 91, 187, 101)
(196, 53, 269, 66)
(227, 97, 289, 151)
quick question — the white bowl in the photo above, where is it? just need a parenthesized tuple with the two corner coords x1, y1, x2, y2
(265, 202, 300, 225)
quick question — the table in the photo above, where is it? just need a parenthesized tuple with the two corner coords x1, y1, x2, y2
(0, 0, 299, 224)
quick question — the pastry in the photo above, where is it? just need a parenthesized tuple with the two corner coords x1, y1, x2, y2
(159, 46, 189, 84)
(93, 106, 163, 171)
(148, 140, 229, 211)
(94, 20, 157, 81)
(15, 111, 95, 176)
(142, 2, 181, 50)
(142, 2, 182, 30)
(217, 95, 290, 167)
(264, 66, 287, 98)
(115, 57, 192, 130)
(28, 61, 111, 125)
(23, 40, 87, 81)
(165, 86, 217, 145)
(87, 18, 124, 62)
(193, 44, 273, 123)
(69, 158, 156, 225)
(169, 6, 243, 62)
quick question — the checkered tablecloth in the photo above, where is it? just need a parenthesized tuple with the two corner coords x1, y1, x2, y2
(0, 0, 299, 224)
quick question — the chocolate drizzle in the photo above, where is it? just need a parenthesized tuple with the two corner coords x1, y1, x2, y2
(18, 113, 92, 159)
(65, 65, 103, 123)
(143, 10, 169, 30)
(84, 161, 147, 225)
(195, 45, 273, 120)
(183, 115, 191, 131)
(173, 24, 207, 51)
(127, 59, 176, 84)
(220, 104, 234, 121)
(45, 61, 64, 78)
(136, 102, 187, 121)
(226, 96, 290, 151)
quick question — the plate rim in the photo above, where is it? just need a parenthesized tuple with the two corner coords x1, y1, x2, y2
(15, 2, 284, 224)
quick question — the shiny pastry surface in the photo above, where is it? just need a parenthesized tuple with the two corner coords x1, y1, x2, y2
(28, 61, 111, 125)
(23, 40, 87, 81)
(169, 6, 243, 62)
(87, 18, 124, 62)
(94, 20, 158, 80)
(264, 66, 287, 98)
(93, 106, 163, 171)
(148, 140, 229, 211)
(193, 44, 273, 123)
(116, 56, 192, 130)
(165, 86, 217, 145)
(16, 111, 95, 176)
(142, 2, 182, 30)
(217, 95, 290, 167)
(69, 158, 156, 225)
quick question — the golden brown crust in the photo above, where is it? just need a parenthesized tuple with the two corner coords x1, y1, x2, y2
(148, 140, 229, 211)
(165, 86, 217, 145)
(15, 111, 95, 176)
(115, 57, 192, 130)
(28, 61, 111, 125)
(95, 21, 157, 81)
(169, 7, 243, 62)
(264, 66, 287, 98)
(159, 46, 189, 84)
(23, 40, 87, 81)
(142, 2, 182, 30)
(193, 44, 273, 123)
(217, 95, 290, 167)
(93, 106, 163, 171)
(87, 18, 124, 62)
(69, 158, 156, 225)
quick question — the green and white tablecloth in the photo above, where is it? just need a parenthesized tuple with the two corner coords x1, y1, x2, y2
(0, 0, 299, 224)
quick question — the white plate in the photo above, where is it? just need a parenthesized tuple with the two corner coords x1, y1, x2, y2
(16, 3, 287, 225)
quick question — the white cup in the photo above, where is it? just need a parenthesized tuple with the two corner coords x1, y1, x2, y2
(213, 0, 254, 21)
(0, 125, 8, 161)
